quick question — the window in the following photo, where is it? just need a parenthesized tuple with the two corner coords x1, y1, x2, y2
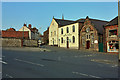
(54, 31, 56, 36)
(73, 25, 75, 32)
(51, 32, 52, 36)
(91, 33, 94, 44)
(108, 41, 119, 52)
(61, 28, 63, 34)
(61, 37, 63, 43)
(86, 34, 90, 39)
(67, 27, 69, 33)
(109, 29, 117, 37)
(73, 36, 75, 43)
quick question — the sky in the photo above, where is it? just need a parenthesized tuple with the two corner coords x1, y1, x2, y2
(2, 2, 118, 34)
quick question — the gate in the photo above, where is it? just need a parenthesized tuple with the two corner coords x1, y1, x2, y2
(99, 43, 103, 52)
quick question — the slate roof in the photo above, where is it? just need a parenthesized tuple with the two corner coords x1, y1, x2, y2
(75, 18, 108, 34)
(89, 19, 108, 34)
(105, 16, 118, 26)
(54, 18, 75, 27)
(54, 17, 108, 34)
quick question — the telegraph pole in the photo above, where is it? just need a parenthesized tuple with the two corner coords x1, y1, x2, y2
(22, 26, 24, 47)
(118, 0, 120, 61)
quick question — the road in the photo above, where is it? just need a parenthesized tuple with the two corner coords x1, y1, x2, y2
(2, 45, 119, 78)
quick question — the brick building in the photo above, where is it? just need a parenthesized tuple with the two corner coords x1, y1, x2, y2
(80, 16, 108, 51)
(43, 27, 49, 44)
(104, 16, 118, 53)
(2, 28, 29, 39)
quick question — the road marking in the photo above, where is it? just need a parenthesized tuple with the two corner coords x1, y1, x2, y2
(6, 74, 13, 78)
(0, 72, 1, 74)
(74, 55, 94, 58)
(15, 58, 44, 67)
(72, 72, 101, 78)
(0, 61, 7, 64)
(111, 65, 118, 68)
(0, 58, 2, 60)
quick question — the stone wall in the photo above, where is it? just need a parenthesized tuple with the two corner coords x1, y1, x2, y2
(2, 38, 38, 47)
(23, 39, 38, 47)
(2, 38, 22, 47)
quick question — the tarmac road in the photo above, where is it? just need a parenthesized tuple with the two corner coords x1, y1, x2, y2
(2, 45, 119, 78)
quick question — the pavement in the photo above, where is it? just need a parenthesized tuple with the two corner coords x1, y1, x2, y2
(1, 45, 119, 78)
(2, 46, 51, 52)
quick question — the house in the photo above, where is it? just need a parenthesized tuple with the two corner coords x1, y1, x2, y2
(43, 27, 49, 44)
(2, 28, 29, 39)
(19, 24, 39, 40)
(104, 16, 118, 53)
(49, 16, 75, 46)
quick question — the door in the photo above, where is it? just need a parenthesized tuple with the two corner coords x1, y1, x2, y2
(99, 43, 103, 52)
(86, 41, 90, 49)
(67, 37, 69, 48)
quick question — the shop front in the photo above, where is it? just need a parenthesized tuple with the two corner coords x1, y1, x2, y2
(107, 40, 119, 52)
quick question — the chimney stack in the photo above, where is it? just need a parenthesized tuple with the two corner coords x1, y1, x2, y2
(28, 24, 32, 28)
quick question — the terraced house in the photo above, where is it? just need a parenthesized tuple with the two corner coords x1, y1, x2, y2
(49, 16, 109, 52)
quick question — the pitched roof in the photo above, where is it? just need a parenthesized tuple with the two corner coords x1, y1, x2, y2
(54, 18, 75, 27)
(76, 18, 108, 34)
(90, 19, 108, 34)
(54, 17, 108, 34)
(105, 16, 118, 26)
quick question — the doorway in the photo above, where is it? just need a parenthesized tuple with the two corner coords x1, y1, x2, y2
(52, 38, 54, 46)
(86, 41, 90, 49)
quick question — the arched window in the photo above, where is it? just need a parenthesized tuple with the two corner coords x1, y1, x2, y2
(67, 27, 69, 33)
(73, 36, 75, 43)
(73, 25, 75, 32)
(61, 28, 63, 34)
(61, 37, 63, 43)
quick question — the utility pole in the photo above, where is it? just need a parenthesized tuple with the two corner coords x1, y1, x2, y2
(22, 27, 24, 47)
(118, 0, 120, 61)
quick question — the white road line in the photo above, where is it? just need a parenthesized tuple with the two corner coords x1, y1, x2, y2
(72, 71, 101, 78)
(0, 61, 7, 64)
(0, 72, 1, 74)
(111, 65, 118, 68)
(0, 58, 2, 60)
(15, 58, 44, 67)
(6, 74, 13, 78)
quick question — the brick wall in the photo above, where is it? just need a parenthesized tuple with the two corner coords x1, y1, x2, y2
(43, 28, 49, 44)
(2, 31, 29, 39)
